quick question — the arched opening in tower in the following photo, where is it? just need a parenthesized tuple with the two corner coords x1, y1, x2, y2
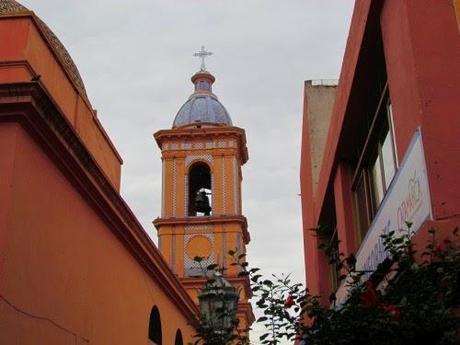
(188, 163, 212, 216)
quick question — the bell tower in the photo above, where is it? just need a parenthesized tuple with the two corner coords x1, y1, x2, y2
(153, 48, 254, 331)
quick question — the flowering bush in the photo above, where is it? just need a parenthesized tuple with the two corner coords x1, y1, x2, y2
(230, 226, 460, 345)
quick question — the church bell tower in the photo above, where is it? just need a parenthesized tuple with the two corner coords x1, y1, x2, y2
(153, 47, 254, 330)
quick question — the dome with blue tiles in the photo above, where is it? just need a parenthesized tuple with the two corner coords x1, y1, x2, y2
(172, 70, 232, 128)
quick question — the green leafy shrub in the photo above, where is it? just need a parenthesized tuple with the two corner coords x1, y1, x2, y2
(229, 226, 460, 345)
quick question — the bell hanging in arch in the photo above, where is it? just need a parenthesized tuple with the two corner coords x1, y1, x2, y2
(194, 189, 211, 216)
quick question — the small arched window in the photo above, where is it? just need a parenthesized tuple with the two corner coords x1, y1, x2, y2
(148, 306, 162, 345)
(174, 329, 183, 345)
(188, 162, 212, 216)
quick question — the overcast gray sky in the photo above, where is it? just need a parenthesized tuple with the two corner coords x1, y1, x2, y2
(21, 0, 354, 340)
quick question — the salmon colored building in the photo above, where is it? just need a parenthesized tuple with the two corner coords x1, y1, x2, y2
(301, 0, 460, 304)
(0, 1, 205, 343)
(153, 64, 254, 332)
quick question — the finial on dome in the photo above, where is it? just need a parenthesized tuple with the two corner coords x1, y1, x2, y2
(193, 46, 213, 72)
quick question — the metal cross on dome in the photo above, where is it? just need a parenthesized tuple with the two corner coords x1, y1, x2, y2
(194, 46, 213, 71)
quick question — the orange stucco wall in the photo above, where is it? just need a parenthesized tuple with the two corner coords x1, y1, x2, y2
(0, 16, 122, 190)
(382, 0, 460, 221)
(301, 0, 460, 303)
(0, 123, 195, 344)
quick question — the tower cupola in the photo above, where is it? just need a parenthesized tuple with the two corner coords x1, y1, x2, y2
(172, 46, 232, 129)
(172, 70, 232, 129)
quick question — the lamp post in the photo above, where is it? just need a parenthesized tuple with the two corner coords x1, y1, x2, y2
(198, 271, 239, 345)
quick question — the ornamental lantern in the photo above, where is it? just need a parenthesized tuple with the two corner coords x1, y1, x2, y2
(198, 271, 239, 343)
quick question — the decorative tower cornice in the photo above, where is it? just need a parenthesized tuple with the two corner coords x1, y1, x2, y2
(154, 126, 249, 165)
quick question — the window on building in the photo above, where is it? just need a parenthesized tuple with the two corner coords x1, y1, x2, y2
(353, 86, 397, 242)
(327, 226, 340, 291)
(354, 171, 372, 241)
(188, 162, 212, 216)
(175, 330, 183, 345)
(318, 218, 340, 292)
(148, 306, 162, 345)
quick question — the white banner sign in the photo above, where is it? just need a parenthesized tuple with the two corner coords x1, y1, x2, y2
(336, 129, 432, 302)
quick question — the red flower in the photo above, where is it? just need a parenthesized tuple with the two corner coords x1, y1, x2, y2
(444, 238, 452, 245)
(360, 281, 377, 307)
(436, 238, 452, 252)
(382, 304, 401, 321)
(284, 295, 295, 308)
(436, 243, 446, 252)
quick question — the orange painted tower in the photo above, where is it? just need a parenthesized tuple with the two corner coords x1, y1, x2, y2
(153, 48, 254, 331)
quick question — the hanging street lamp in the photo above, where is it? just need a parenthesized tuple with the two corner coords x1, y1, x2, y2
(198, 271, 239, 345)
